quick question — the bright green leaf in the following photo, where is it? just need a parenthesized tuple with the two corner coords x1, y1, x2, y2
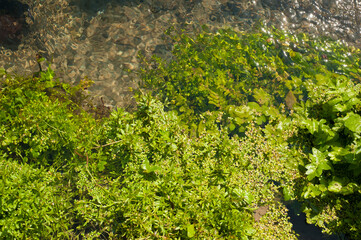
(187, 224, 195, 238)
(341, 112, 361, 133)
(305, 148, 332, 180)
(328, 181, 342, 193)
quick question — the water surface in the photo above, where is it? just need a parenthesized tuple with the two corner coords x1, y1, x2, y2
(0, 0, 360, 108)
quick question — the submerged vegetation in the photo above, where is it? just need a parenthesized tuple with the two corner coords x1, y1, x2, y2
(1, 25, 361, 239)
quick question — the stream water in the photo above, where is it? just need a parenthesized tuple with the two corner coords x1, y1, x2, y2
(0, 1, 359, 238)
(1, 0, 360, 109)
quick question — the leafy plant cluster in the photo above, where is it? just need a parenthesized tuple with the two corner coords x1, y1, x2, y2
(0, 65, 103, 238)
(139, 24, 361, 238)
(0, 64, 298, 238)
(139, 25, 361, 134)
(2, 23, 361, 239)
(0, 157, 74, 239)
(292, 72, 361, 238)
(0, 66, 100, 169)
(76, 97, 297, 239)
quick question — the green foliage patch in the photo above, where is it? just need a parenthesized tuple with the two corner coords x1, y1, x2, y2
(139, 25, 361, 134)
(139, 25, 361, 238)
(76, 96, 297, 239)
(292, 72, 361, 238)
(0, 65, 298, 238)
(0, 156, 74, 239)
(0, 66, 101, 169)
(3, 23, 361, 239)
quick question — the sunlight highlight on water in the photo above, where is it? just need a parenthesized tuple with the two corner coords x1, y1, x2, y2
(0, 0, 360, 107)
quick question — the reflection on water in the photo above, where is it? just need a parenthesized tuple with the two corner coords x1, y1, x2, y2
(0, 0, 360, 107)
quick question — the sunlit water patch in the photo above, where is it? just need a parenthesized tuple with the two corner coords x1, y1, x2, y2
(0, 0, 360, 108)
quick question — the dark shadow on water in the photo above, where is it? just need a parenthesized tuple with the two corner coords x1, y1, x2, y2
(0, 0, 32, 50)
(286, 201, 348, 240)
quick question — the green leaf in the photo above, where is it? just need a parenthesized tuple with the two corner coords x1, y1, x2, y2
(342, 183, 359, 195)
(0, 68, 5, 76)
(233, 188, 254, 205)
(333, 103, 348, 112)
(187, 224, 195, 238)
(179, 106, 186, 112)
(197, 121, 205, 134)
(328, 181, 342, 193)
(97, 160, 107, 172)
(301, 118, 318, 134)
(256, 115, 266, 125)
(328, 146, 350, 162)
(303, 184, 322, 198)
(315, 74, 328, 84)
(314, 120, 337, 145)
(282, 186, 294, 201)
(247, 101, 261, 110)
(37, 57, 46, 63)
(141, 159, 161, 173)
(253, 88, 271, 105)
(305, 148, 332, 180)
(229, 123, 236, 131)
(341, 112, 361, 133)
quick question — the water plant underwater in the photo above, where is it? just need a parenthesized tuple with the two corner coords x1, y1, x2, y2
(1, 24, 361, 239)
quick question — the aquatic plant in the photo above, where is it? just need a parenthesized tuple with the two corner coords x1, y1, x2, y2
(291, 72, 361, 239)
(139, 24, 361, 238)
(0, 64, 298, 238)
(139, 25, 361, 135)
(2, 24, 361, 239)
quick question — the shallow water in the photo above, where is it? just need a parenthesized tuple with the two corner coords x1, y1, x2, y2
(1, 0, 360, 108)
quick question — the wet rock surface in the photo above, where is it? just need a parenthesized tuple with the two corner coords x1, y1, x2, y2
(0, 0, 360, 109)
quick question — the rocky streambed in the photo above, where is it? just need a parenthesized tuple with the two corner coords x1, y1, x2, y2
(1, 0, 360, 108)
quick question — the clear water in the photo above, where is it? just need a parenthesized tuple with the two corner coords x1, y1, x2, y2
(0, 0, 360, 109)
